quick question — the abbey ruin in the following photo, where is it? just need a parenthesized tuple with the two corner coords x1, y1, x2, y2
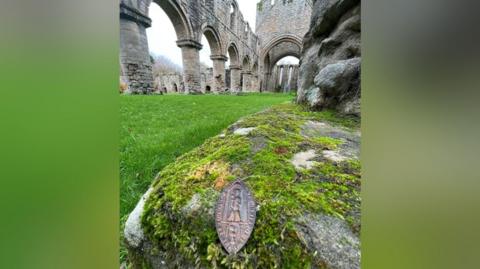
(120, 0, 312, 94)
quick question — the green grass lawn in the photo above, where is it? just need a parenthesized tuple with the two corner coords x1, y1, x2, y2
(120, 93, 292, 257)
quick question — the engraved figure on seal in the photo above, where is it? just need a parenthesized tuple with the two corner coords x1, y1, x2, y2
(215, 180, 256, 254)
(227, 188, 242, 222)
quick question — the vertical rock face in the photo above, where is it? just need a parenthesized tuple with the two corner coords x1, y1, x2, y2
(297, 0, 361, 117)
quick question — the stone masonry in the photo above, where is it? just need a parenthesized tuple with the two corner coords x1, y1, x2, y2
(153, 73, 183, 93)
(270, 64, 300, 92)
(154, 66, 214, 94)
(256, 0, 312, 91)
(120, 0, 312, 94)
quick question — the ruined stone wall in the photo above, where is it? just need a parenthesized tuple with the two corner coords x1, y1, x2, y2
(120, 0, 262, 94)
(270, 64, 299, 92)
(200, 68, 214, 93)
(119, 0, 312, 94)
(154, 73, 183, 93)
(255, 0, 312, 91)
(256, 0, 312, 49)
(120, 1, 154, 94)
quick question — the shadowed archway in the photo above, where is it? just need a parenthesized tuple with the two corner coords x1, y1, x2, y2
(227, 43, 241, 92)
(260, 34, 302, 92)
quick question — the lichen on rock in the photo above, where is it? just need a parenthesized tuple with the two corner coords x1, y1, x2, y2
(125, 104, 361, 268)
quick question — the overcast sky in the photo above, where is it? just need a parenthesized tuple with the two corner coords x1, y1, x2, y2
(146, 1, 298, 68)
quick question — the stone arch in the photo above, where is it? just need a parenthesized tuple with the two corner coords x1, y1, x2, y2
(260, 34, 302, 91)
(270, 53, 300, 67)
(201, 24, 227, 93)
(120, 0, 311, 94)
(227, 42, 241, 92)
(227, 43, 240, 66)
(252, 62, 258, 73)
(242, 56, 251, 71)
(229, 1, 239, 31)
(201, 24, 223, 56)
(140, 0, 203, 94)
(150, 0, 193, 40)
(261, 34, 302, 67)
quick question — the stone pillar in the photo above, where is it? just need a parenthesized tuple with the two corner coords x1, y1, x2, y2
(253, 75, 259, 92)
(177, 39, 203, 94)
(269, 66, 278, 92)
(210, 55, 228, 93)
(291, 65, 299, 92)
(242, 71, 252, 92)
(230, 65, 242, 93)
(263, 72, 271, 92)
(281, 65, 289, 93)
(119, 3, 154, 94)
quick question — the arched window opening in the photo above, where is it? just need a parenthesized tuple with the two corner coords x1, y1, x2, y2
(200, 34, 213, 68)
(287, 66, 293, 88)
(242, 56, 251, 72)
(271, 0, 275, 6)
(226, 44, 239, 90)
(275, 56, 299, 92)
(147, 2, 183, 94)
(230, 4, 236, 29)
(206, 85, 211, 92)
(276, 56, 300, 66)
(173, 83, 178, 92)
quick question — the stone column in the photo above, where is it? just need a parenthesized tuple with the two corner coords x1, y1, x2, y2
(269, 66, 278, 92)
(210, 55, 228, 93)
(291, 65, 299, 92)
(229, 65, 242, 93)
(263, 72, 271, 92)
(177, 39, 203, 94)
(242, 71, 252, 92)
(252, 75, 259, 92)
(281, 65, 289, 93)
(119, 3, 154, 94)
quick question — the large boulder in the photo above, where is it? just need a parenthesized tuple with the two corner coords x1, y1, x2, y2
(297, 0, 361, 116)
(124, 104, 361, 268)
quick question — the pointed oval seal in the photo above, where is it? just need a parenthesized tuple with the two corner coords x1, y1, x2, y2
(215, 180, 256, 254)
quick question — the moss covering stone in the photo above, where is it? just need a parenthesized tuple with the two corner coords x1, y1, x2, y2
(137, 103, 360, 268)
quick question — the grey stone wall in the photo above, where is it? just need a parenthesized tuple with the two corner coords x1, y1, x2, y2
(270, 64, 299, 92)
(154, 67, 215, 94)
(120, 0, 312, 94)
(256, 0, 312, 48)
(255, 0, 312, 91)
(200, 67, 214, 93)
(154, 73, 183, 93)
(120, 0, 265, 94)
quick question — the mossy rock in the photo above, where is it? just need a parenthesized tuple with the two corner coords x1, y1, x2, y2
(124, 103, 361, 269)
